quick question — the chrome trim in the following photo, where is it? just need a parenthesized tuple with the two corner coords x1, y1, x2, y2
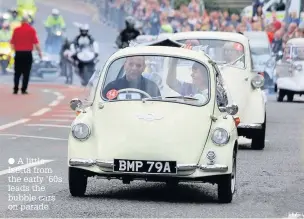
(69, 159, 229, 173)
(211, 128, 230, 145)
(69, 158, 96, 167)
(96, 160, 113, 168)
(199, 164, 228, 172)
(237, 123, 262, 129)
(176, 164, 198, 171)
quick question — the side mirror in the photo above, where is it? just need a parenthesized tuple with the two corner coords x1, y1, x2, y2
(70, 98, 82, 111)
(226, 104, 238, 115)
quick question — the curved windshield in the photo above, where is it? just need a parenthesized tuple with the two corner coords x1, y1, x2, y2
(101, 55, 210, 106)
(284, 46, 304, 61)
(176, 39, 245, 68)
(291, 47, 304, 61)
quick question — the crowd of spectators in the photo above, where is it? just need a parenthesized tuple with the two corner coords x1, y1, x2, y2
(101, 0, 304, 53)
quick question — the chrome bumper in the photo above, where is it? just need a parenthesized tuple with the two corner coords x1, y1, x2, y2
(69, 159, 228, 173)
(237, 123, 262, 129)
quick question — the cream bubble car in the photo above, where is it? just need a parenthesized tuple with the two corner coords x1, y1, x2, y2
(68, 45, 239, 203)
(169, 32, 267, 150)
(275, 38, 304, 102)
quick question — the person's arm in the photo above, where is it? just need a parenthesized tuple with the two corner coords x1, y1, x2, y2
(32, 28, 42, 58)
(59, 16, 66, 29)
(166, 58, 183, 93)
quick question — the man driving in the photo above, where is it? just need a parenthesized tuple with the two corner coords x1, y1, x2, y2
(166, 58, 208, 97)
(223, 42, 245, 68)
(103, 56, 161, 99)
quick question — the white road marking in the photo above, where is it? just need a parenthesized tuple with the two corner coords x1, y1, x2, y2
(0, 133, 68, 141)
(40, 119, 73, 122)
(25, 124, 71, 128)
(56, 110, 72, 112)
(52, 114, 75, 118)
(42, 89, 50, 93)
(31, 108, 51, 116)
(0, 160, 54, 176)
(57, 96, 65, 100)
(0, 119, 30, 131)
(48, 100, 60, 107)
(53, 91, 62, 97)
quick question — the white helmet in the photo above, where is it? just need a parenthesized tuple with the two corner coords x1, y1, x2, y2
(80, 24, 89, 31)
(52, 8, 59, 15)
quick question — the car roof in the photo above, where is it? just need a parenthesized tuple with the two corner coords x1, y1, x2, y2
(286, 38, 304, 46)
(243, 31, 270, 47)
(108, 46, 213, 66)
(170, 31, 249, 45)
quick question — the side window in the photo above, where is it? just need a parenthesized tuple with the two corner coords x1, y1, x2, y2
(214, 66, 228, 109)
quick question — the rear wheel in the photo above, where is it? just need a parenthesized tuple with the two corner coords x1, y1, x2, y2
(287, 92, 294, 102)
(217, 151, 236, 203)
(69, 167, 87, 197)
(251, 113, 266, 150)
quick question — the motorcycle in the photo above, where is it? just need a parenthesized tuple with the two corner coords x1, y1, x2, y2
(45, 25, 64, 55)
(75, 46, 98, 86)
(0, 41, 14, 74)
(31, 52, 59, 78)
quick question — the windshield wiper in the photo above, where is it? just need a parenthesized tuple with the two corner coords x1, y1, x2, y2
(163, 96, 199, 100)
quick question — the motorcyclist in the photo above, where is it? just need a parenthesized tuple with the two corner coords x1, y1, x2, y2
(0, 22, 12, 41)
(44, 9, 66, 53)
(17, 0, 37, 24)
(70, 24, 99, 83)
(59, 37, 71, 77)
(8, 8, 21, 22)
(116, 16, 140, 49)
(44, 8, 66, 30)
(0, 22, 12, 74)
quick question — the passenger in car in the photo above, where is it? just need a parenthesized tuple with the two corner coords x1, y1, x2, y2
(102, 56, 161, 99)
(166, 58, 208, 97)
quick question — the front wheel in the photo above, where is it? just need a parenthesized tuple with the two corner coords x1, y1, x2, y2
(217, 151, 236, 203)
(277, 89, 285, 102)
(251, 113, 266, 150)
(0, 60, 9, 74)
(69, 167, 87, 197)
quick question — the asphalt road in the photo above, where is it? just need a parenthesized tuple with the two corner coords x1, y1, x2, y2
(0, 0, 304, 218)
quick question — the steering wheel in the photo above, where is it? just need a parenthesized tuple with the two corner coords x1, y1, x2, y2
(117, 88, 152, 99)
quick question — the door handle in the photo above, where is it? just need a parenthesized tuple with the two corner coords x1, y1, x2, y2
(244, 77, 249, 81)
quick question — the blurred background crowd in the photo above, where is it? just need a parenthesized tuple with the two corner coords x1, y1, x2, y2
(94, 0, 303, 53)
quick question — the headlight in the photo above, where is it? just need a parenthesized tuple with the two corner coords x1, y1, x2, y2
(295, 64, 302, 71)
(71, 123, 91, 141)
(251, 74, 265, 88)
(211, 128, 230, 145)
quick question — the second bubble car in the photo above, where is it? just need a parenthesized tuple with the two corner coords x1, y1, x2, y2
(68, 45, 239, 203)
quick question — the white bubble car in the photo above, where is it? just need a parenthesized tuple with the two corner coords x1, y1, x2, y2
(68, 44, 239, 203)
(169, 32, 267, 150)
(275, 38, 304, 102)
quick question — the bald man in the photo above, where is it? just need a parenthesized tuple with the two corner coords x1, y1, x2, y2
(103, 56, 161, 99)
